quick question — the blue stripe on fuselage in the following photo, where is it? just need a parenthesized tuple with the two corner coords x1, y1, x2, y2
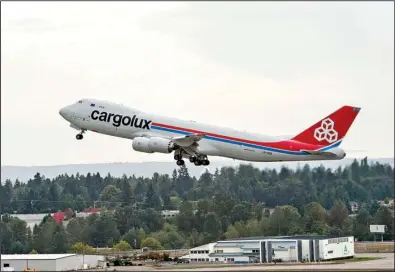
(318, 140, 342, 150)
(151, 125, 342, 155)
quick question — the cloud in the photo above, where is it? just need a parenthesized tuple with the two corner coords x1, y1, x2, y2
(1, 2, 393, 165)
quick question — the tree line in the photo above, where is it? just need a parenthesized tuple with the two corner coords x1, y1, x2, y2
(0, 197, 393, 254)
(0, 158, 394, 254)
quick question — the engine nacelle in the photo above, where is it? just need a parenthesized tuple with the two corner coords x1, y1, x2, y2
(132, 137, 153, 153)
(148, 137, 175, 153)
(132, 137, 175, 154)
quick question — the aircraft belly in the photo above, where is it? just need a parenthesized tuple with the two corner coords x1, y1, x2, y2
(79, 119, 120, 137)
(195, 140, 219, 156)
(209, 140, 246, 160)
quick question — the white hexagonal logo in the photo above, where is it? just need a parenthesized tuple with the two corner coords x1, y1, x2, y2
(313, 118, 338, 143)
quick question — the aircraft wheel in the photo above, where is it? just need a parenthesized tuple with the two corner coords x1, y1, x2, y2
(189, 157, 196, 163)
(194, 160, 202, 166)
(203, 160, 210, 166)
(176, 160, 185, 166)
(76, 134, 83, 140)
(174, 154, 181, 161)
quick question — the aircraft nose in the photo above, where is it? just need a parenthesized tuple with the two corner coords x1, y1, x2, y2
(59, 107, 70, 118)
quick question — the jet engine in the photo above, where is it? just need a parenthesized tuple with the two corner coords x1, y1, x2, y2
(132, 137, 176, 154)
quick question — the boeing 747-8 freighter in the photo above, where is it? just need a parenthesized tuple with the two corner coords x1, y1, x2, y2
(59, 99, 361, 166)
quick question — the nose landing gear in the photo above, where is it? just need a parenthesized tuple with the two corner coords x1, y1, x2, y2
(76, 130, 86, 140)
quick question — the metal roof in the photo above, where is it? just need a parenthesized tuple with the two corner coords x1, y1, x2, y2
(1, 254, 77, 260)
(223, 235, 350, 241)
(189, 243, 216, 251)
(209, 252, 258, 257)
(278, 235, 349, 240)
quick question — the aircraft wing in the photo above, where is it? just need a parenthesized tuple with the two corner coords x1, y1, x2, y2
(172, 133, 206, 147)
(300, 149, 338, 158)
(132, 132, 206, 157)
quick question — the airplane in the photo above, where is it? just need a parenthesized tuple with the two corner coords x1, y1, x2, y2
(59, 99, 361, 166)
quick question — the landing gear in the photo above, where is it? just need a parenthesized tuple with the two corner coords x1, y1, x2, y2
(176, 159, 185, 166)
(174, 151, 185, 166)
(76, 130, 86, 140)
(189, 157, 197, 163)
(193, 156, 210, 166)
(174, 151, 209, 166)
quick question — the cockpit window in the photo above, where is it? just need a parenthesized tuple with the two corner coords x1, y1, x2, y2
(77, 100, 83, 103)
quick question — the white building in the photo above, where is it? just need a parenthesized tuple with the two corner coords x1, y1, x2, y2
(182, 235, 355, 264)
(161, 210, 180, 218)
(10, 214, 47, 230)
(11, 210, 180, 230)
(0, 254, 106, 271)
(211, 240, 261, 263)
(184, 243, 216, 262)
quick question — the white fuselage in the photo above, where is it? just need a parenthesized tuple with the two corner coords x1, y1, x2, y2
(59, 99, 345, 162)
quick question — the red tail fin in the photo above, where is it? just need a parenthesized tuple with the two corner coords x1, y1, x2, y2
(292, 106, 361, 146)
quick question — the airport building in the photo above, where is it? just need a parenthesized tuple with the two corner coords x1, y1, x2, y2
(11, 210, 180, 230)
(183, 235, 355, 264)
(0, 254, 106, 271)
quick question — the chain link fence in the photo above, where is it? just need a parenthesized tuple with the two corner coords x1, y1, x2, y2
(355, 242, 394, 253)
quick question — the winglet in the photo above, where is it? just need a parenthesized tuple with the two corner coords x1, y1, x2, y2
(292, 106, 361, 147)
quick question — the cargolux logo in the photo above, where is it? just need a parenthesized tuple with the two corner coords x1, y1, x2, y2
(91, 110, 152, 129)
(314, 118, 338, 143)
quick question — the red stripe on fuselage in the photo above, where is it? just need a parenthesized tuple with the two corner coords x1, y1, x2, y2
(151, 122, 325, 151)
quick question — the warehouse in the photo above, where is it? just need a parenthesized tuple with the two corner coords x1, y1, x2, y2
(0, 254, 106, 271)
(261, 235, 355, 263)
(183, 235, 355, 264)
(188, 243, 217, 262)
(209, 240, 261, 264)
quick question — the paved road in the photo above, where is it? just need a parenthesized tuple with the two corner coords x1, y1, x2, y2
(102, 253, 394, 271)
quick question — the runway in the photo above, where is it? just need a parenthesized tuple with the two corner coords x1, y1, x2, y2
(116, 253, 394, 271)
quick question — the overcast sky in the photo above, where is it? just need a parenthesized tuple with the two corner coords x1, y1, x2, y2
(1, 1, 394, 166)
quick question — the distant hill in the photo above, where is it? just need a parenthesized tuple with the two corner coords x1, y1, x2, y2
(1, 158, 393, 183)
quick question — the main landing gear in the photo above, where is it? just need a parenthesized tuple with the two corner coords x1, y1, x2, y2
(76, 130, 86, 140)
(174, 154, 210, 166)
(191, 156, 210, 166)
(174, 154, 185, 166)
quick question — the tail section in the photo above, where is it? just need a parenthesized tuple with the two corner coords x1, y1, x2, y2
(292, 106, 361, 146)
